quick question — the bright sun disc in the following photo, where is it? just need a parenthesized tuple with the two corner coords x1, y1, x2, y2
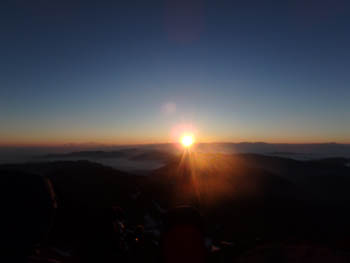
(181, 135, 194, 148)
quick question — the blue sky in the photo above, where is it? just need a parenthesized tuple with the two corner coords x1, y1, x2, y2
(1, 0, 349, 145)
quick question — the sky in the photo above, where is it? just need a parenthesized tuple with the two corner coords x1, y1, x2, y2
(1, 0, 350, 146)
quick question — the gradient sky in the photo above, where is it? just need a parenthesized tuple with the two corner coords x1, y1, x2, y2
(1, 0, 350, 145)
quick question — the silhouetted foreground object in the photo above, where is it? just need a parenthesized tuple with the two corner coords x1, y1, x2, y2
(162, 206, 206, 263)
(1, 170, 56, 262)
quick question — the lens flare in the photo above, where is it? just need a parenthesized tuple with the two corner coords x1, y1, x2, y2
(181, 135, 194, 148)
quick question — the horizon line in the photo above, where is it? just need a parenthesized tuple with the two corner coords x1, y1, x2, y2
(1, 140, 350, 148)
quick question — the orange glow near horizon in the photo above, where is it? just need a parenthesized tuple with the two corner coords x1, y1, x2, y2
(1, 139, 350, 147)
(1, 134, 350, 147)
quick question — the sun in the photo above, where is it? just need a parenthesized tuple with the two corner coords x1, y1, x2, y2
(181, 134, 194, 148)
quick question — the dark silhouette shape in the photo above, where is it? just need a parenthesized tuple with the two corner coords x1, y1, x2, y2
(2, 171, 56, 262)
(162, 206, 206, 263)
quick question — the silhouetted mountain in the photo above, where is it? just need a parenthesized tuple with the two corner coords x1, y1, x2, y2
(43, 150, 133, 159)
(2, 153, 350, 262)
(41, 148, 166, 160)
(40, 148, 176, 163)
(150, 153, 298, 206)
(2, 142, 350, 165)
